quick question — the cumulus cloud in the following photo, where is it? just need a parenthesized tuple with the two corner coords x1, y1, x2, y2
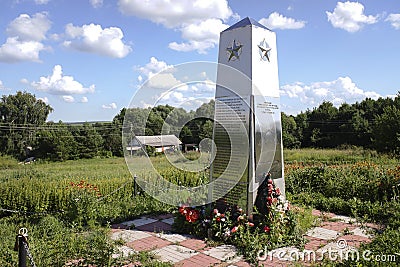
(62, 95, 74, 103)
(102, 102, 117, 109)
(0, 12, 51, 63)
(386, 13, 400, 29)
(326, 1, 378, 32)
(280, 77, 381, 106)
(118, 0, 232, 53)
(63, 23, 132, 58)
(137, 57, 187, 90)
(0, 37, 46, 63)
(138, 57, 174, 78)
(31, 65, 95, 95)
(90, 0, 103, 8)
(7, 12, 51, 41)
(80, 96, 88, 103)
(259, 12, 306, 30)
(169, 18, 228, 53)
(118, 0, 232, 28)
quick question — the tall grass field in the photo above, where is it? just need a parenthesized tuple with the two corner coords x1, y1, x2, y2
(0, 149, 399, 266)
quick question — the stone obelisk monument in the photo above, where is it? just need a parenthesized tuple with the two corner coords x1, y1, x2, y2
(209, 17, 284, 215)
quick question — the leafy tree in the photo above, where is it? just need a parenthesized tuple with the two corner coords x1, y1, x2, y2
(281, 113, 300, 148)
(35, 122, 77, 161)
(0, 91, 53, 159)
(373, 105, 400, 154)
(70, 123, 103, 159)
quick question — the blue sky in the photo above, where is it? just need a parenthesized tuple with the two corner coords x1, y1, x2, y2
(0, 0, 399, 122)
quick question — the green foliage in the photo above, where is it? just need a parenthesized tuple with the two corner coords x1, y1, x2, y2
(281, 94, 400, 153)
(0, 91, 53, 159)
(172, 178, 305, 265)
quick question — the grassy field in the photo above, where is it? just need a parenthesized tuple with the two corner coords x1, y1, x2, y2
(0, 149, 399, 266)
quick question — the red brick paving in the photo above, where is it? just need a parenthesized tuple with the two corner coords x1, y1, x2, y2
(178, 238, 208, 251)
(114, 210, 375, 266)
(336, 234, 372, 248)
(233, 260, 252, 266)
(175, 253, 221, 267)
(321, 221, 357, 232)
(304, 236, 329, 250)
(311, 210, 335, 218)
(127, 236, 171, 251)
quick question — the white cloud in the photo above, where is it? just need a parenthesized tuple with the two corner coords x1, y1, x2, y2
(90, 0, 103, 8)
(0, 12, 51, 63)
(20, 78, 29, 84)
(259, 12, 306, 30)
(118, 0, 233, 54)
(118, 0, 232, 28)
(169, 19, 228, 53)
(34, 0, 50, 5)
(138, 57, 174, 78)
(137, 57, 189, 90)
(386, 13, 400, 30)
(326, 1, 378, 32)
(147, 73, 183, 90)
(0, 80, 5, 90)
(31, 65, 95, 95)
(280, 77, 381, 106)
(37, 96, 49, 103)
(7, 12, 51, 41)
(0, 37, 46, 63)
(102, 102, 117, 109)
(62, 95, 75, 103)
(63, 23, 132, 58)
(80, 96, 88, 103)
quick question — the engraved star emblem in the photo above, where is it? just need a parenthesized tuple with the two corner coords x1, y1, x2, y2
(258, 39, 271, 62)
(226, 40, 243, 61)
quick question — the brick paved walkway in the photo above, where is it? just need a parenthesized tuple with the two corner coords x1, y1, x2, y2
(110, 210, 378, 266)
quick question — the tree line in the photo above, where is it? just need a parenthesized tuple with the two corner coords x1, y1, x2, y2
(0, 91, 399, 161)
(282, 93, 400, 154)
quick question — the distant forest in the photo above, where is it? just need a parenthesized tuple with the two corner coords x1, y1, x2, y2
(1, 91, 399, 161)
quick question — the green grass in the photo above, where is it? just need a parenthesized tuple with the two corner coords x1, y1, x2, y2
(1, 148, 399, 266)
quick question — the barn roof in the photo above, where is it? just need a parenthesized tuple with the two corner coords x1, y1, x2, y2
(134, 135, 182, 147)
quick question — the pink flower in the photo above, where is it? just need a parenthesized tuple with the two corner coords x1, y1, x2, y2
(231, 226, 239, 233)
(276, 188, 281, 195)
(213, 209, 219, 215)
(267, 179, 273, 184)
(247, 222, 254, 227)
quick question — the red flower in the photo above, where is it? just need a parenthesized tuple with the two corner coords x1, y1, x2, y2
(186, 209, 200, 223)
(267, 197, 272, 205)
(179, 206, 187, 215)
(216, 217, 221, 222)
(267, 179, 273, 184)
(247, 222, 254, 227)
(264, 226, 271, 233)
(231, 226, 239, 233)
(213, 209, 219, 215)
